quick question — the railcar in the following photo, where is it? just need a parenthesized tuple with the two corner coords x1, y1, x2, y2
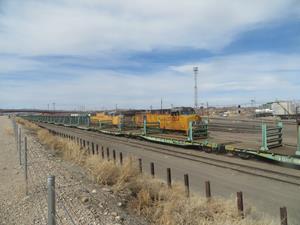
(90, 112, 121, 127)
(135, 107, 204, 134)
(90, 107, 206, 137)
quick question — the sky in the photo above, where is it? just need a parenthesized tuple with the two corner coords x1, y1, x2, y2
(0, 0, 300, 110)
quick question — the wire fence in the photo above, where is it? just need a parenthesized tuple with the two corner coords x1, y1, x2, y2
(11, 118, 290, 225)
(11, 119, 97, 225)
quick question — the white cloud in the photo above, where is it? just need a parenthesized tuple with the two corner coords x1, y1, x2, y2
(0, 56, 43, 74)
(0, 1, 300, 108)
(0, 0, 298, 55)
(1, 52, 300, 109)
(171, 52, 300, 92)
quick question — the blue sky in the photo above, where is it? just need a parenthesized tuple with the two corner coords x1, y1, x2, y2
(0, 0, 300, 110)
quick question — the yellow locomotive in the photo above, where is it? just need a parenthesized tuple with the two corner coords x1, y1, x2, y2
(90, 107, 206, 137)
(135, 107, 201, 134)
(90, 112, 121, 126)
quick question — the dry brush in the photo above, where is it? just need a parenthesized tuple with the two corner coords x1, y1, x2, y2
(18, 118, 275, 225)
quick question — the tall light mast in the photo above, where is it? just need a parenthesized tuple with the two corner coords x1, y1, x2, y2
(193, 67, 198, 109)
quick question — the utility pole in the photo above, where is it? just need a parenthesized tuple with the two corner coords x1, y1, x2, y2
(52, 102, 56, 112)
(193, 67, 198, 109)
(160, 98, 163, 113)
(206, 102, 209, 116)
(251, 99, 256, 107)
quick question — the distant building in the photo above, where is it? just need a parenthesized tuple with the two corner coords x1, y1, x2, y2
(271, 101, 296, 116)
(256, 100, 299, 118)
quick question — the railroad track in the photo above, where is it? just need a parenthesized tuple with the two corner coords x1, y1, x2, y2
(37, 122, 300, 186)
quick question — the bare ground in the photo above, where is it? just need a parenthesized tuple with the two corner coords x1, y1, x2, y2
(0, 116, 148, 225)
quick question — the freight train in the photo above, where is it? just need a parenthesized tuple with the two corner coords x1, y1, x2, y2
(90, 107, 207, 137)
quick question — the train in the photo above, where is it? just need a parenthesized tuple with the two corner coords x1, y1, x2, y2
(90, 107, 206, 136)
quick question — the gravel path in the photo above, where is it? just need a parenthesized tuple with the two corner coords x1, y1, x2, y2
(0, 116, 149, 225)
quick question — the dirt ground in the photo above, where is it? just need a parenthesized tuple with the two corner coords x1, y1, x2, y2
(0, 116, 148, 225)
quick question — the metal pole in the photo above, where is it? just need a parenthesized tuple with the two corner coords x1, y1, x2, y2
(13, 120, 18, 149)
(193, 67, 198, 109)
(113, 150, 116, 163)
(119, 152, 123, 165)
(92, 143, 95, 155)
(24, 137, 28, 195)
(184, 174, 190, 197)
(237, 191, 244, 218)
(150, 162, 155, 178)
(47, 176, 56, 225)
(205, 181, 211, 199)
(138, 158, 143, 173)
(280, 207, 288, 225)
(18, 127, 22, 165)
(167, 168, 172, 188)
(101, 146, 105, 159)
(106, 147, 110, 160)
(260, 123, 268, 151)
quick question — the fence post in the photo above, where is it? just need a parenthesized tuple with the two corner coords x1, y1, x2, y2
(237, 191, 244, 218)
(280, 207, 288, 225)
(14, 121, 17, 151)
(101, 146, 105, 159)
(150, 162, 155, 178)
(167, 168, 172, 188)
(96, 144, 98, 155)
(138, 158, 143, 173)
(24, 136, 28, 195)
(92, 142, 95, 155)
(113, 150, 116, 163)
(18, 127, 22, 165)
(47, 176, 56, 225)
(184, 174, 190, 197)
(119, 152, 123, 165)
(205, 181, 211, 200)
(106, 147, 110, 160)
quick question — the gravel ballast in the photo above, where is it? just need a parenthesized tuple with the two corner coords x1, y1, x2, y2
(0, 116, 149, 225)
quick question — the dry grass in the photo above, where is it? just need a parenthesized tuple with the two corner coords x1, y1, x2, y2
(18, 118, 275, 225)
(85, 156, 120, 185)
(16, 118, 40, 131)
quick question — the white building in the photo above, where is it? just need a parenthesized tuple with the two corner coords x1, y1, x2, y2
(271, 101, 297, 116)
